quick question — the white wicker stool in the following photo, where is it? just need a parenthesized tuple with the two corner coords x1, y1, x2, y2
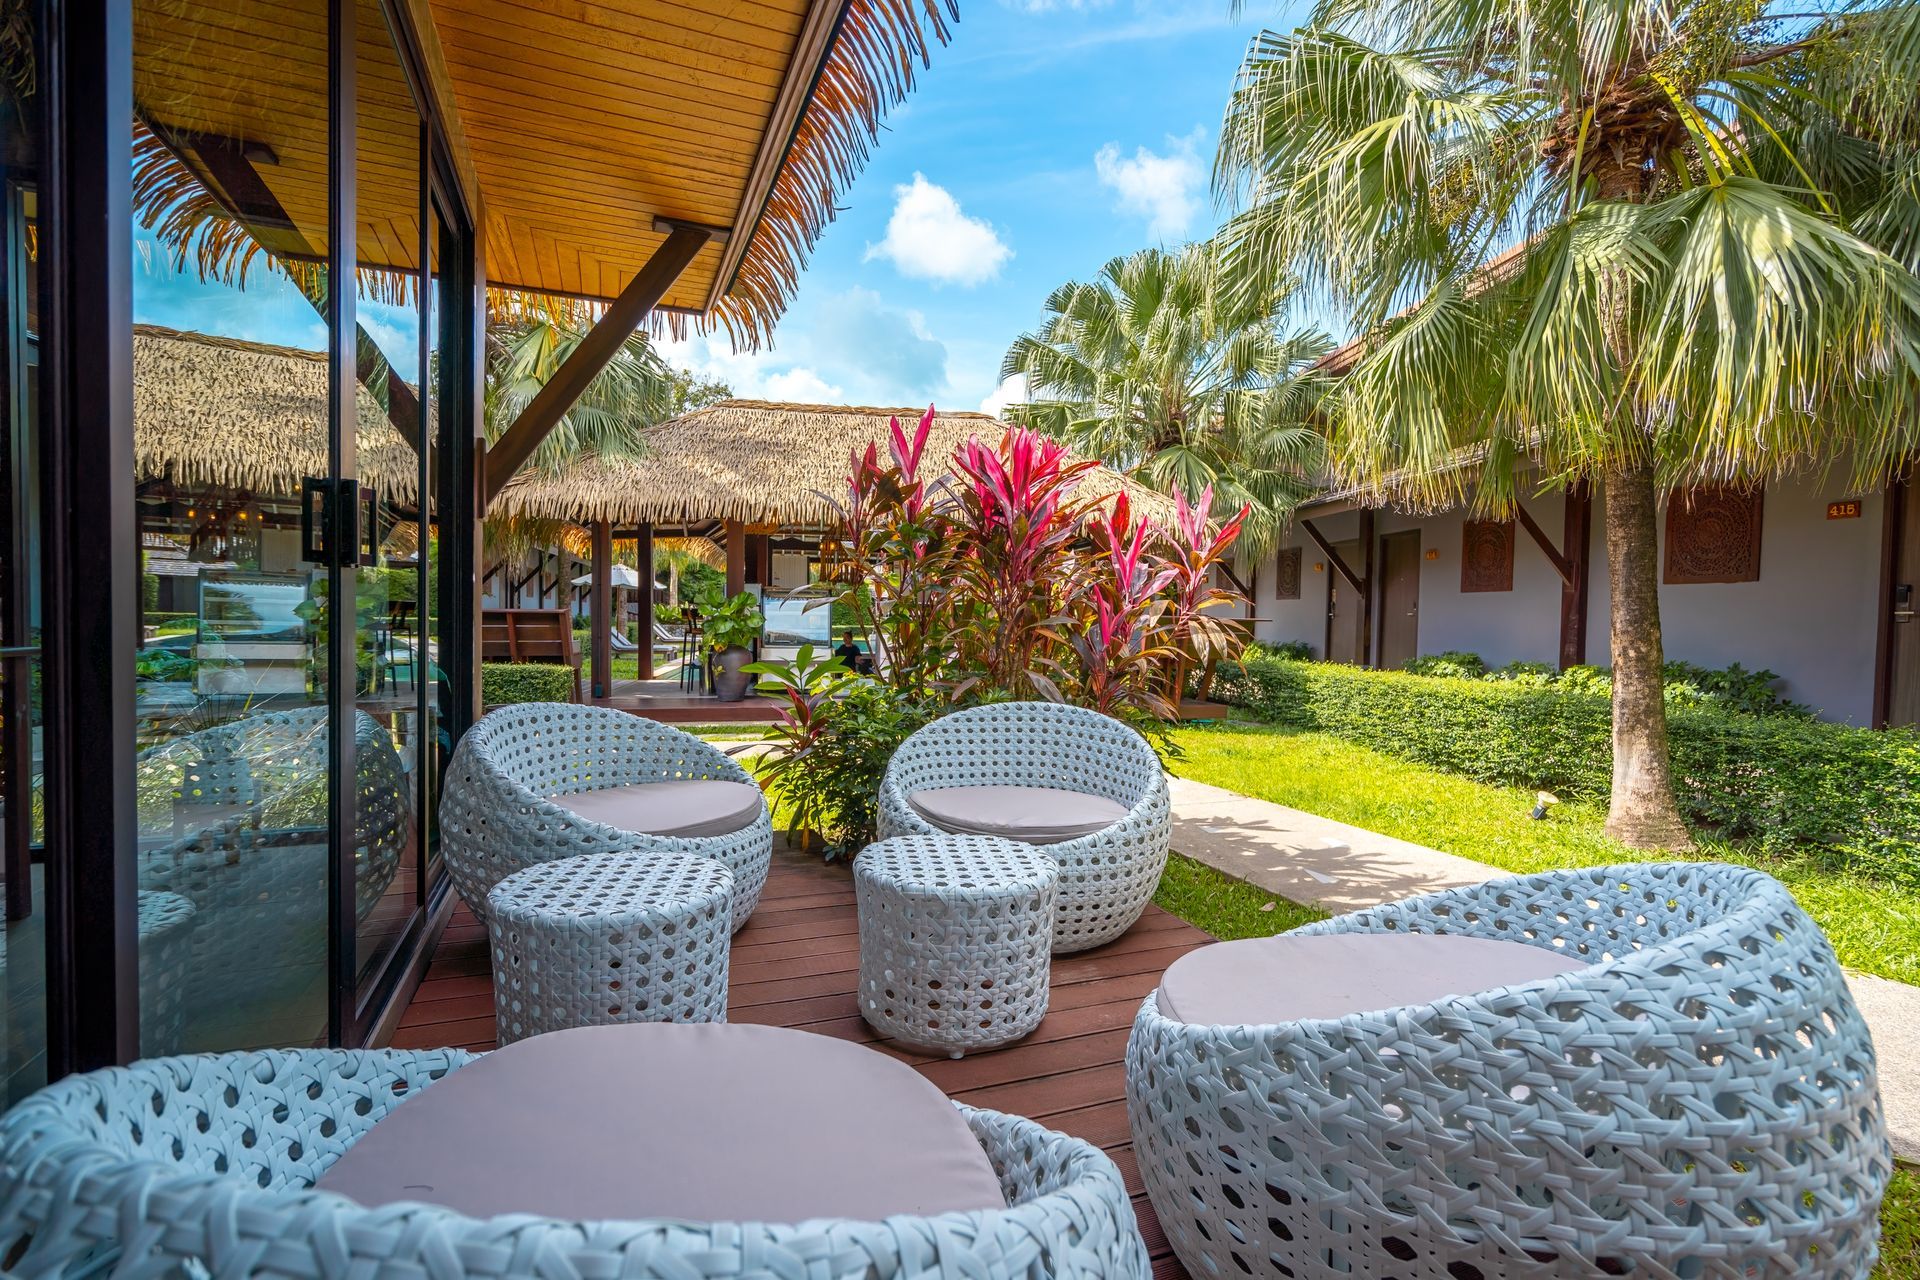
(487, 852, 733, 1045)
(855, 835, 1057, 1058)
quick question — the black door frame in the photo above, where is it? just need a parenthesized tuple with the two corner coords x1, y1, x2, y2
(32, 0, 482, 1073)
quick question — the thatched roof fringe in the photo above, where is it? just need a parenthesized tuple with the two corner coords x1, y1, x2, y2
(491, 400, 1177, 529)
(133, 325, 421, 501)
(712, 0, 957, 348)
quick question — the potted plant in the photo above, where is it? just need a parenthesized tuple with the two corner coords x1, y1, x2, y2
(705, 592, 764, 702)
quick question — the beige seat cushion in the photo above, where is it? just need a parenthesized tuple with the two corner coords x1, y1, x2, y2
(1157, 932, 1589, 1026)
(908, 785, 1127, 845)
(549, 779, 762, 839)
(318, 1024, 1006, 1223)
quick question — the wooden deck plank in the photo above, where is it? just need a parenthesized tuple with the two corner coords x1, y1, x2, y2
(384, 844, 1207, 1279)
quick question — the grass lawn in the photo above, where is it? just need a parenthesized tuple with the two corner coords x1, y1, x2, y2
(1151, 725, 1919, 1279)
(1152, 851, 1326, 936)
(1887, 1166, 1920, 1280)
(1167, 720, 1920, 988)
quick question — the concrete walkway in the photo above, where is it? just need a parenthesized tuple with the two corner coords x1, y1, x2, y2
(1167, 775, 1920, 1161)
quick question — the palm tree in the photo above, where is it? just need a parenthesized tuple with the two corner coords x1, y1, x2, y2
(484, 314, 673, 476)
(1215, 0, 1920, 848)
(480, 313, 677, 587)
(1000, 242, 1331, 556)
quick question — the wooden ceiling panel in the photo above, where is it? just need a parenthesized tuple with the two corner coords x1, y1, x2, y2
(430, 0, 816, 308)
(133, 0, 950, 339)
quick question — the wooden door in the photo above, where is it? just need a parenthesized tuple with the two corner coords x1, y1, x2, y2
(1325, 540, 1364, 664)
(1889, 480, 1920, 725)
(1377, 531, 1421, 670)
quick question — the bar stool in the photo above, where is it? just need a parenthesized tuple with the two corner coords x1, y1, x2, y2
(679, 611, 704, 694)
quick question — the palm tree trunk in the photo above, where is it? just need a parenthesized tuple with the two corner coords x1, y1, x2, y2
(1600, 455, 1694, 849)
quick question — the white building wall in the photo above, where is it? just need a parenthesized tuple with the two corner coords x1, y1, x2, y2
(1249, 473, 1883, 723)
(1585, 473, 1881, 724)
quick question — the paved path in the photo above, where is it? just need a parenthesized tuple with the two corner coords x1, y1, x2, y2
(1166, 775, 1920, 1161)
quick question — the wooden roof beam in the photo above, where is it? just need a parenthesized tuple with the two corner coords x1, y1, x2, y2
(483, 223, 713, 504)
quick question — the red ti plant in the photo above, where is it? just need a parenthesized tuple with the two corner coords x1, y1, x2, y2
(821, 406, 954, 700)
(945, 428, 1099, 698)
(1159, 483, 1251, 702)
(1057, 491, 1179, 717)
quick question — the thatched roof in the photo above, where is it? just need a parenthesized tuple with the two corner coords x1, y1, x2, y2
(489, 400, 1181, 529)
(133, 326, 421, 502)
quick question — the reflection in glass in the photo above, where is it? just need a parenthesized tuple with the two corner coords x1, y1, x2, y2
(1, 13, 47, 1104)
(354, 0, 429, 993)
(132, 0, 337, 1052)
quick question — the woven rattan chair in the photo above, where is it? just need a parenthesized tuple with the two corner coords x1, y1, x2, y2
(136, 707, 407, 1019)
(1127, 862, 1891, 1279)
(0, 1048, 1149, 1279)
(440, 702, 771, 932)
(878, 702, 1170, 953)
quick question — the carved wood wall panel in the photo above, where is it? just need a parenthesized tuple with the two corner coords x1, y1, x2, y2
(1275, 547, 1302, 600)
(1664, 487, 1764, 584)
(1460, 520, 1515, 593)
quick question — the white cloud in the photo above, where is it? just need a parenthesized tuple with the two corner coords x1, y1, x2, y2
(979, 373, 1029, 418)
(864, 174, 1011, 286)
(658, 288, 951, 409)
(763, 367, 845, 403)
(1094, 129, 1206, 241)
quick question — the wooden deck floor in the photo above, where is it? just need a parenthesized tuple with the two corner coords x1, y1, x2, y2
(389, 844, 1209, 1278)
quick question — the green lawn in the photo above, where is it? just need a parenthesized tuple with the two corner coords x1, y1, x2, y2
(1888, 1166, 1920, 1280)
(1167, 721, 1920, 987)
(1152, 852, 1326, 937)
(1152, 722, 1919, 1278)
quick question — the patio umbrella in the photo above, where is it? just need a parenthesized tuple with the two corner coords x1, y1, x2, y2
(571, 563, 644, 589)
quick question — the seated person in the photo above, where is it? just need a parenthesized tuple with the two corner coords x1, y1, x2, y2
(834, 631, 865, 670)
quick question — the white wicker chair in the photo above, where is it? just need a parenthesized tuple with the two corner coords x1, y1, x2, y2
(1126, 862, 1892, 1279)
(440, 703, 772, 932)
(878, 702, 1170, 952)
(136, 707, 408, 1024)
(0, 1048, 1149, 1280)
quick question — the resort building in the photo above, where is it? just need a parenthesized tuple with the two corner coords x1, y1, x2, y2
(1248, 473, 1908, 726)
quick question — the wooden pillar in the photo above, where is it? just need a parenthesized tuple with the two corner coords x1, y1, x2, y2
(745, 533, 769, 586)
(1560, 480, 1593, 669)
(590, 520, 612, 701)
(636, 523, 656, 680)
(1357, 509, 1376, 668)
(724, 519, 746, 597)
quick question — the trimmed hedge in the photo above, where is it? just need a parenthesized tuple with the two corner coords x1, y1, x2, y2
(481, 662, 574, 706)
(1212, 655, 1920, 887)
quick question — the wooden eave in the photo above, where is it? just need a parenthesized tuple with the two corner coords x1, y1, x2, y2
(132, 0, 953, 342)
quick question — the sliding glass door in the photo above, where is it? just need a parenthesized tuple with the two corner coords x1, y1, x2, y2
(121, 0, 465, 1055)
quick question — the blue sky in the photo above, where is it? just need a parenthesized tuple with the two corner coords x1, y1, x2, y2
(666, 0, 1311, 413)
(132, 0, 1310, 412)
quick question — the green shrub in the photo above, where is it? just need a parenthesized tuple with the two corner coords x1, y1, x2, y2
(1394, 649, 1808, 716)
(1213, 655, 1920, 887)
(1403, 650, 1488, 679)
(1251, 639, 1315, 661)
(135, 648, 196, 682)
(746, 648, 931, 859)
(481, 662, 574, 705)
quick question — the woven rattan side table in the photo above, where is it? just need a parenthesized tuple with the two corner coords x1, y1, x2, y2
(855, 835, 1057, 1058)
(136, 889, 196, 1057)
(487, 852, 733, 1044)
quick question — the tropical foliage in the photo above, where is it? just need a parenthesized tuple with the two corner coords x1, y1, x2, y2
(828, 407, 1248, 717)
(752, 408, 1252, 855)
(1214, 0, 1920, 847)
(477, 315, 680, 562)
(1001, 242, 1330, 557)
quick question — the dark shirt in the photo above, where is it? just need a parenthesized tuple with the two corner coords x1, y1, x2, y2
(834, 642, 862, 665)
